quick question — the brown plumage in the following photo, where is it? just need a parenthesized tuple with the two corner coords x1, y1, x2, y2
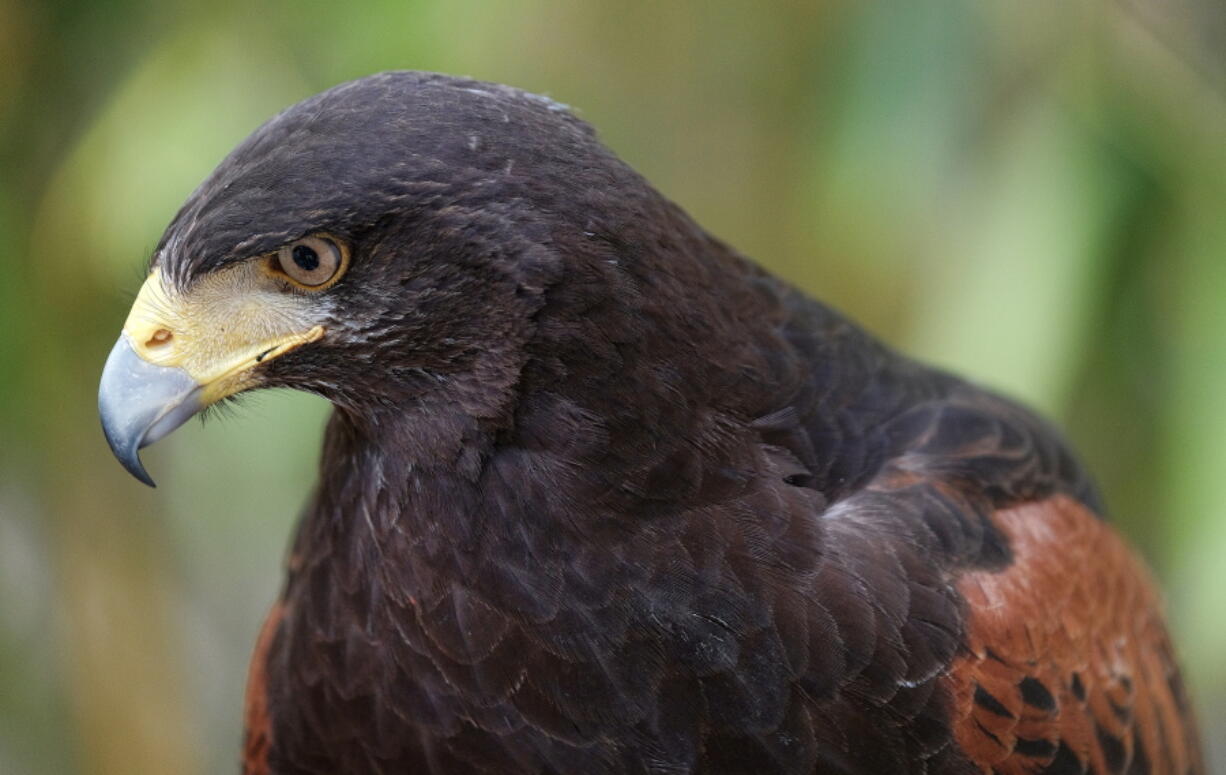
(96, 72, 1202, 774)
(947, 497, 1201, 773)
(243, 601, 284, 775)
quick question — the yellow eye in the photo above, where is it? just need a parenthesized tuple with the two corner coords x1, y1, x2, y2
(272, 235, 348, 290)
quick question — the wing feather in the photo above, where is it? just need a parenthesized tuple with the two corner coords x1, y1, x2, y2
(945, 496, 1203, 774)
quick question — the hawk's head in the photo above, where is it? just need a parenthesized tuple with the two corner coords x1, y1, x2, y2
(98, 71, 671, 485)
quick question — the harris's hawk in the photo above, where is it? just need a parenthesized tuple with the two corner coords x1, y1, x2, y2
(97, 72, 1203, 774)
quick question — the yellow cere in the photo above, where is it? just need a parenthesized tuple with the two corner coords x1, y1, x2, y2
(122, 265, 327, 405)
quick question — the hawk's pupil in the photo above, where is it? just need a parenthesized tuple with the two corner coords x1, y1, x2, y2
(292, 244, 320, 272)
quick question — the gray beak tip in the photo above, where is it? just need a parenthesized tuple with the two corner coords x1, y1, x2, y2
(98, 335, 201, 487)
(99, 417, 157, 487)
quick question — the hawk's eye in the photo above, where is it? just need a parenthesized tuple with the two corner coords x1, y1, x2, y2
(273, 235, 347, 289)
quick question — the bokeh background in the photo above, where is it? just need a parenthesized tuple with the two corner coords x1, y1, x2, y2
(1, 0, 1223, 772)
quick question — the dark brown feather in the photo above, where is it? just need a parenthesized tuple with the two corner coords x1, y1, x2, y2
(138, 72, 1200, 774)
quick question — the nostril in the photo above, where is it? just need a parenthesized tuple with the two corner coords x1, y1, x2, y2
(146, 328, 173, 348)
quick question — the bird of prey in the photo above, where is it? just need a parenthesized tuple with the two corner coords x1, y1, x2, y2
(98, 72, 1202, 774)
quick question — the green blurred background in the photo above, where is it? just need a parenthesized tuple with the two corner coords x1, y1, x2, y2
(2, 0, 1224, 772)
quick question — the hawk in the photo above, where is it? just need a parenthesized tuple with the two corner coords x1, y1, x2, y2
(99, 72, 1202, 774)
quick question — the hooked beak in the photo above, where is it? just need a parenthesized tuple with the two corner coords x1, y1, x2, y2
(98, 335, 203, 487)
(98, 266, 324, 486)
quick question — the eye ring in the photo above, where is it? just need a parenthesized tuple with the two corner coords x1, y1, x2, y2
(268, 234, 349, 291)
